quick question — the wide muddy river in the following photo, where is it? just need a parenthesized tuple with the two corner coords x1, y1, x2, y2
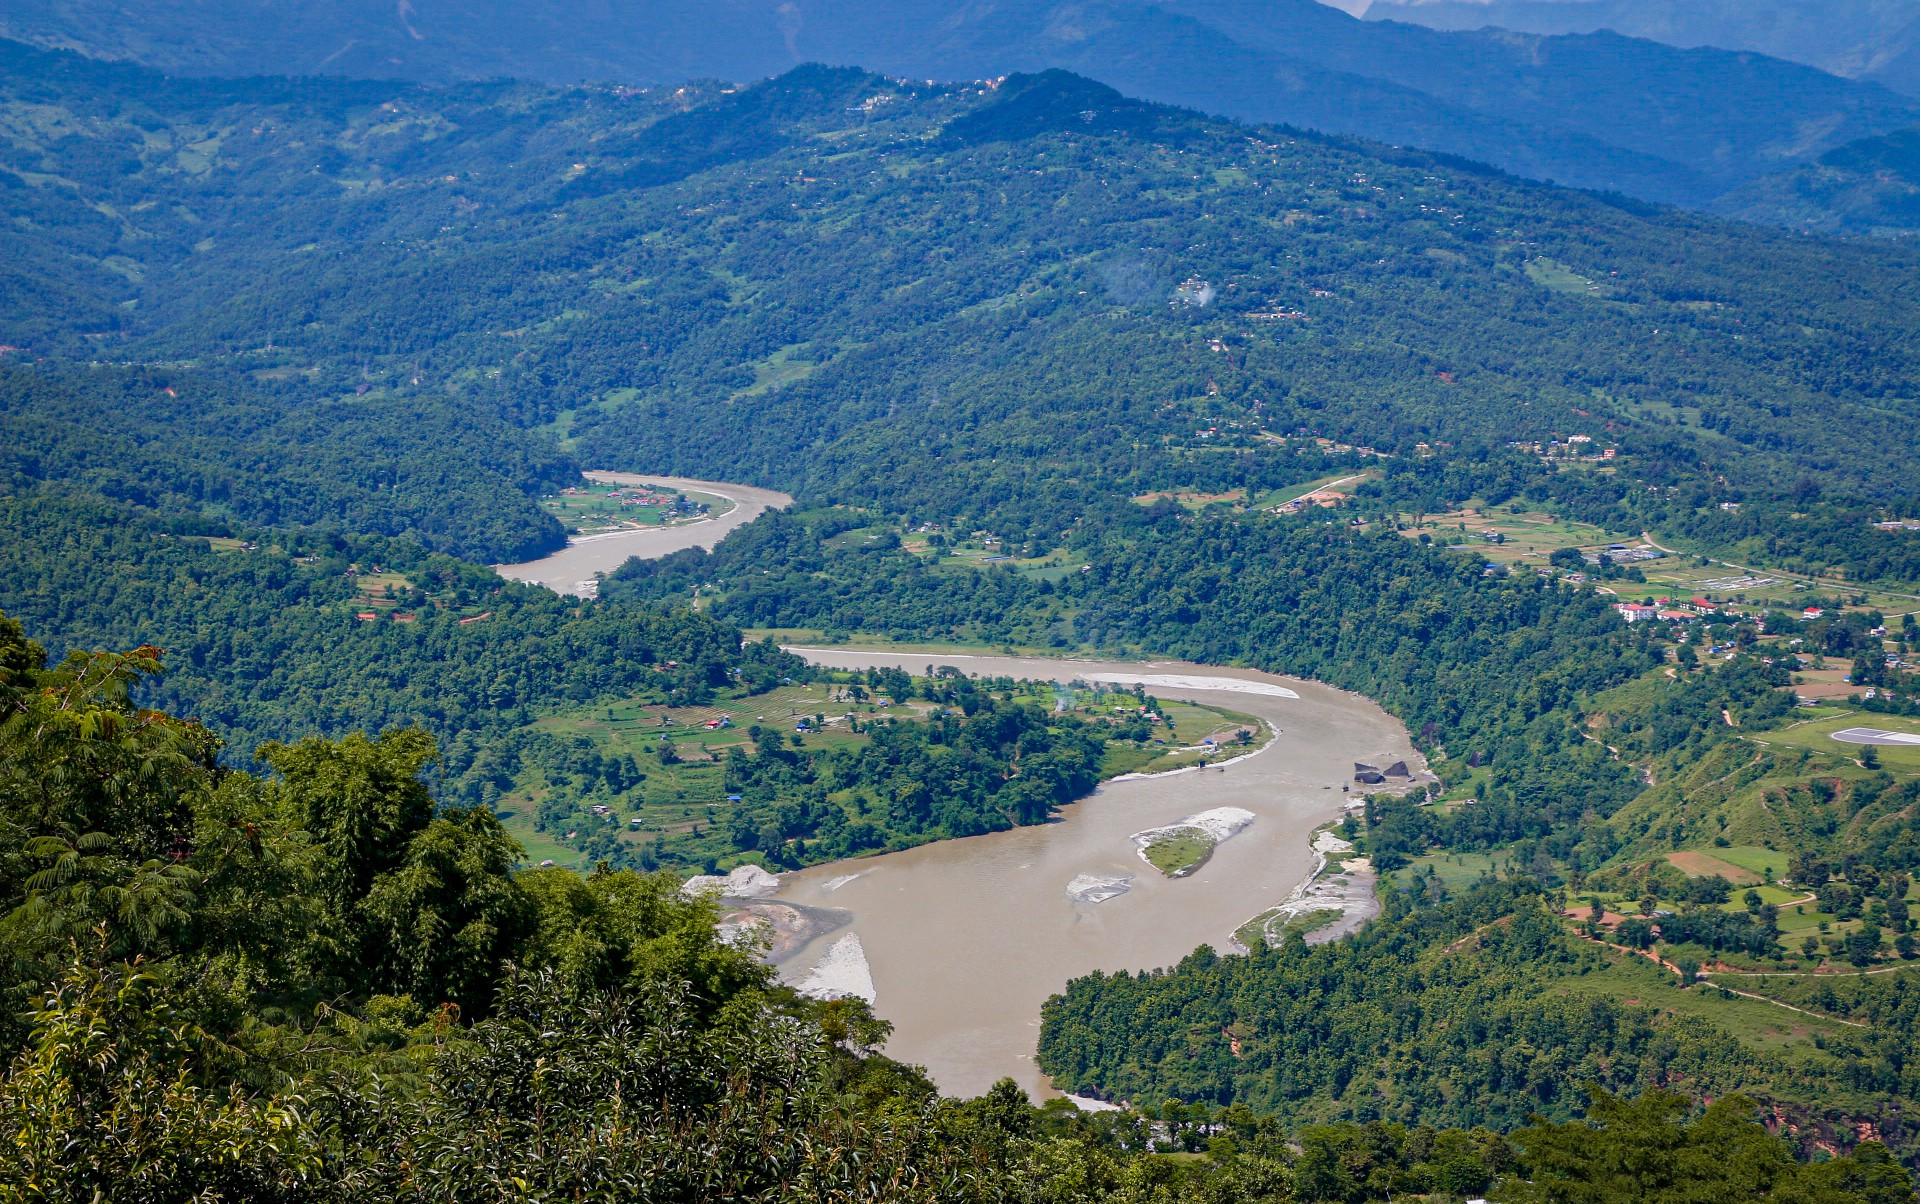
(495, 473, 793, 596)
(777, 648, 1415, 1099)
(495, 477, 1414, 1097)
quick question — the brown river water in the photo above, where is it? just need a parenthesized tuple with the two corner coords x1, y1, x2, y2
(777, 648, 1415, 1099)
(496, 478, 1414, 1098)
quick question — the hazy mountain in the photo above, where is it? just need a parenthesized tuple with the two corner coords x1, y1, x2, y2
(1, 0, 1914, 210)
(1716, 122, 1920, 236)
(8, 41, 1919, 508)
(1361, 0, 1920, 97)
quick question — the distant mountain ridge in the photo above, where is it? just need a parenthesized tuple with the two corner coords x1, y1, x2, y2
(1717, 122, 1920, 237)
(0, 0, 1913, 210)
(1362, 0, 1920, 98)
(7, 42, 1920, 522)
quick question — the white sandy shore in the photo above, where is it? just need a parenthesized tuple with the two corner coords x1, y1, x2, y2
(797, 933, 877, 1003)
(1231, 828, 1380, 951)
(1134, 807, 1255, 846)
(785, 651, 1302, 701)
(1129, 807, 1256, 877)
(683, 863, 782, 899)
(1080, 672, 1299, 699)
(1065, 873, 1135, 904)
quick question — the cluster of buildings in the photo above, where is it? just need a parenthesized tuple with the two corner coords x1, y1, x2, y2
(1506, 435, 1619, 460)
(1615, 596, 1724, 624)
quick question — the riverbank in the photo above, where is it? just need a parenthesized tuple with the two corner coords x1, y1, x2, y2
(494, 473, 791, 597)
(769, 647, 1416, 1098)
(1231, 826, 1381, 952)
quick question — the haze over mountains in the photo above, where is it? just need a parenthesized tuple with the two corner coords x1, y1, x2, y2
(1363, 0, 1920, 98)
(3, 0, 1916, 215)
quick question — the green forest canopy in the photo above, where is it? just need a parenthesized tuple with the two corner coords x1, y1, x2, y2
(5, 32, 1920, 1199)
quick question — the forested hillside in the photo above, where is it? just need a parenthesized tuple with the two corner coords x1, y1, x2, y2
(2, 0, 1912, 208)
(0, 490, 805, 756)
(0, 365, 573, 561)
(1720, 123, 1920, 236)
(7, 33, 1920, 1199)
(1366, 0, 1920, 98)
(6, 42, 1920, 535)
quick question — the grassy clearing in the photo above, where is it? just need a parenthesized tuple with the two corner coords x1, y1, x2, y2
(1388, 849, 1510, 893)
(1549, 952, 1852, 1054)
(731, 343, 820, 399)
(539, 481, 729, 536)
(1141, 830, 1215, 877)
(1665, 850, 1763, 885)
(1748, 710, 1920, 774)
(1132, 488, 1248, 511)
(1526, 256, 1613, 297)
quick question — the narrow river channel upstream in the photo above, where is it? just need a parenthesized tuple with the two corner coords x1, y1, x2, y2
(497, 477, 1416, 1099)
(494, 473, 793, 596)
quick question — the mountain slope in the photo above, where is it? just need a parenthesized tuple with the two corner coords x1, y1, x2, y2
(1364, 0, 1920, 98)
(0, 1, 1912, 208)
(6, 44, 1920, 535)
(1715, 122, 1920, 237)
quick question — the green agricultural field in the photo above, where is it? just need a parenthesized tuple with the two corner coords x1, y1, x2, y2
(1411, 506, 1618, 567)
(1630, 528, 1920, 611)
(1547, 954, 1856, 1054)
(489, 669, 1266, 873)
(540, 482, 729, 535)
(1406, 501, 1916, 618)
(494, 680, 929, 870)
(1631, 558, 1874, 612)
(1696, 845, 1794, 882)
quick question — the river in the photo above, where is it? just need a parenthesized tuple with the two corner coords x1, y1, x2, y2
(498, 477, 1414, 1098)
(775, 648, 1416, 1099)
(494, 473, 793, 596)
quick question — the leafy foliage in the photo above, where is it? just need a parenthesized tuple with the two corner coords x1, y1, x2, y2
(0, 490, 809, 760)
(0, 365, 575, 563)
